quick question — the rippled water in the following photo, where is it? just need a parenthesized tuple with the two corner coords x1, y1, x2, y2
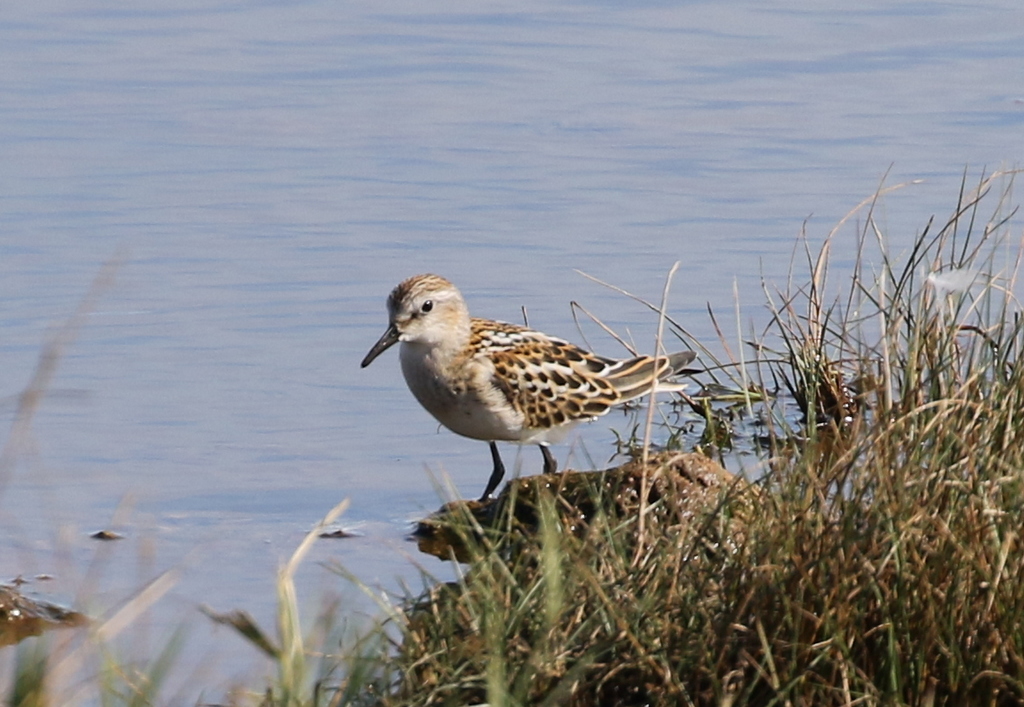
(1, 0, 1022, 696)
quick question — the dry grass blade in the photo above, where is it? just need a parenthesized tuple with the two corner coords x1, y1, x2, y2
(634, 261, 679, 559)
(47, 565, 182, 705)
(277, 498, 351, 705)
(0, 254, 122, 499)
(200, 607, 279, 659)
(570, 300, 638, 356)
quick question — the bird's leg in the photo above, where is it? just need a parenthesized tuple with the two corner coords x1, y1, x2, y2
(480, 441, 506, 500)
(540, 444, 558, 475)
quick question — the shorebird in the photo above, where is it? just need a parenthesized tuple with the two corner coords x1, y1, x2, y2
(361, 274, 696, 500)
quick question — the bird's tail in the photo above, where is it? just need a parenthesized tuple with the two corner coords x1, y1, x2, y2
(605, 350, 697, 402)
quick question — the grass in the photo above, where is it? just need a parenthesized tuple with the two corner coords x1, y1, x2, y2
(4, 171, 1024, 705)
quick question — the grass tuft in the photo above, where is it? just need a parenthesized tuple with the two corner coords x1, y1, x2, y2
(366, 171, 1024, 706)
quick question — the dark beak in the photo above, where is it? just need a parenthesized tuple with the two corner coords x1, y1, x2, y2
(361, 323, 400, 368)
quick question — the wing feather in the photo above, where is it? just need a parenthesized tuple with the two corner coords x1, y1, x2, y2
(470, 318, 694, 429)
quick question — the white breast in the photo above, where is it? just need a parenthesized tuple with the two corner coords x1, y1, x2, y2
(399, 342, 526, 442)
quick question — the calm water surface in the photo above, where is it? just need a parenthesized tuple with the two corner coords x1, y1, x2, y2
(1, 0, 1022, 697)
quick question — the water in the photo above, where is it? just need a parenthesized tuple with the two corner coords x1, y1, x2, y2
(1, 0, 1022, 697)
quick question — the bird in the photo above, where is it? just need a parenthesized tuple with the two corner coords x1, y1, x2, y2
(360, 274, 696, 500)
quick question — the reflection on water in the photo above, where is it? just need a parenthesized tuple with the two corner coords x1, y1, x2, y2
(1, 0, 1022, 694)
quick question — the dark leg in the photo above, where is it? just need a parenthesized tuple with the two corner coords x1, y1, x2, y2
(540, 444, 558, 474)
(480, 441, 506, 500)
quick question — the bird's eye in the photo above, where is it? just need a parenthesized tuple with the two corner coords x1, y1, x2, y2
(421, 300, 433, 313)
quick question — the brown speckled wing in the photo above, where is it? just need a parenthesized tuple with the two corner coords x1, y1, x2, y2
(469, 318, 692, 431)
(470, 319, 622, 430)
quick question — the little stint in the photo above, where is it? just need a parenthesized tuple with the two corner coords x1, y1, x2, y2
(361, 274, 696, 500)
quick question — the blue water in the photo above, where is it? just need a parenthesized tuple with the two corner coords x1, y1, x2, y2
(1, 0, 1022, 698)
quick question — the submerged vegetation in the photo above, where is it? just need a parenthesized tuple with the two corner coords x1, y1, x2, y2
(4, 172, 1024, 705)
